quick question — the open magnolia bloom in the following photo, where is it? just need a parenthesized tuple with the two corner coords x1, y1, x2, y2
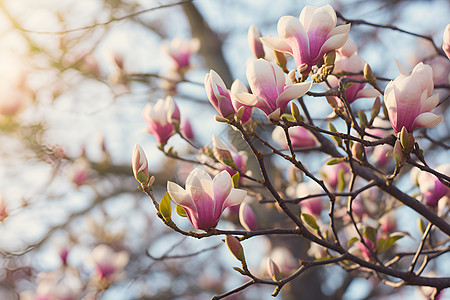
(142, 96, 180, 145)
(234, 59, 312, 120)
(162, 37, 200, 72)
(272, 125, 316, 149)
(417, 164, 450, 207)
(384, 62, 442, 133)
(90, 244, 129, 282)
(260, 4, 350, 75)
(167, 168, 247, 230)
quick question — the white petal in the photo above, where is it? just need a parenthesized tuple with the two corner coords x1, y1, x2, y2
(222, 188, 247, 210)
(419, 93, 440, 114)
(356, 88, 381, 99)
(230, 79, 248, 94)
(186, 168, 213, 198)
(318, 31, 349, 59)
(299, 5, 318, 29)
(395, 59, 409, 76)
(260, 37, 292, 55)
(167, 181, 193, 207)
(327, 24, 351, 39)
(276, 81, 312, 108)
(412, 112, 442, 129)
(213, 171, 233, 205)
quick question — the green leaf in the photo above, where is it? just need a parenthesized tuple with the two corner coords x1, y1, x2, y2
(327, 157, 346, 165)
(348, 237, 359, 247)
(363, 226, 377, 244)
(337, 169, 346, 192)
(417, 218, 426, 235)
(301, 213, 320, 230)
(176, 205, 187, 217)
(328, 122, 342, 147)
(375, 238, 386, 252)
(232, 172, 240, 188)
(159, 192, 172, 221)
(232, 267, 246, 275)
(382, 233, 404, 252)
(345, 82, 353, 89)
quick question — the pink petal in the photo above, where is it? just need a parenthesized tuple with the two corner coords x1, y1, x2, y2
(419, 93, 439, 114)
(316, 27, 350, 60)
(247, 59, 280, 106)
(190, 186, 217, 230)
(234, 92, 272, 116)
(212, 171, 233, 218)
(299, 6, 318, 29)
(355, 88, 381, 99)
(167, 181, 193, 209)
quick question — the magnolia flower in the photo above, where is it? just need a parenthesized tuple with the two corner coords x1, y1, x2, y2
(205, 70, 253, 123)
(260, 4, 350, 75)
(167, 168, 247, 230)
(320, 162, 349, 190)
(357, 236, 375, 261)
(417, 164, 450, 207)
(181, 119, 195, 140)
(30, 269, 82, 300)
(132, 144, 149, 184)
(443, 24, 450, 59)
(327, 40, 380, 104)
(296, 182, 323, 216)
(380, 210, 397, 234)
(142, 96, 180, 145)
(248, 24, 265, 59)
(212, 134, 248, 177)
(384, 62, 442, 133)
(366, 118, 394, 168)
(272, 125, 316, 149)
(234, 59, 312, 120)
(90, 244, 129, 282)
(162, 37, 200, 72)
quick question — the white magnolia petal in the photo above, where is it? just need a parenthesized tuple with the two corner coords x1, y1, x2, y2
(412, 112, 442, 129)
(222, 188, 247, 210)
(420, 93, 440, 113)
(299, 5, 317, 29)
(318, 31, 349, 59)
(167, 181, 193, 207)
(327, 23, 351, 39)
(234, 93, 272, 113)
(307, 6, 337, 35)
(356, 88, 381, 99)
(259, 37, 292, 55)
(230, 79, 248, 94)
(276, 81, 312, 108)
(186, 168, 214, 198)
(395, 59, 409, 76)
(212, 171, 233, 205)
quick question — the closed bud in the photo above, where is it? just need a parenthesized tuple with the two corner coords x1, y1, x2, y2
(273, 50, 288, 72)
(393, 140, 405, 167)
(248, 25, 265, 59)
(291, 102, 302, 121)
(225, 235, 246, 262)
(324, 50, 336, 66)
(267, 258, 281, 281)
(398, 126, 415, 152)
(132, 144, 149, 185)
(358, 111, 368, 129)
(326, 96, 338, 109)
(212, 135, 237, 169)
(352, 142, 364, 162)
(370, 97, 381, 124)
(364, 63, 378, 89)
(235, 106, 246, 123)
(214, 115, 231, 123)
(239, 203, 258, 231)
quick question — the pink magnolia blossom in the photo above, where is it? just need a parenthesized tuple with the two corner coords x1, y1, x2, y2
(31, 269, 82, 300)
(90, 244, 129, 281)
(320, 162, 349, 190)
(296, 182, 323, 217)
(443, 24, 450, 59)
(327, 39, 380, 104)
(357, 236, 375, 261)
(366, 118, 394, 168)
(167, 168, 247, 230)
(132, 144, 149, 184)
(384, 62, 442, 133)
(142, 96, 180, 145)
(248, 24, 265, 59)
(205, 70, 253, 124)
(380, 210, 397, 234)
(260, 4, 350, 75)
(417, 164, 450, 207)
(272, 125, 316, 149)
(181, 119, 195, 140)
(162, 38, 200, 72)
(234, 59, 312, 120)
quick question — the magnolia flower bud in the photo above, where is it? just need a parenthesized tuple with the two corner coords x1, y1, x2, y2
(398, 126, 415, 153)
(132, 144, 149, 184)
(267, 258, 281, 281)
(248, 25, 265, 59)
(273, 50, 288, 72)
(239, 203, 258, 231)
(351, 142, 364, 162)
(212, 135, 236, 169)
(225, 235, 246, 262)
(393, 140, 405, 167)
